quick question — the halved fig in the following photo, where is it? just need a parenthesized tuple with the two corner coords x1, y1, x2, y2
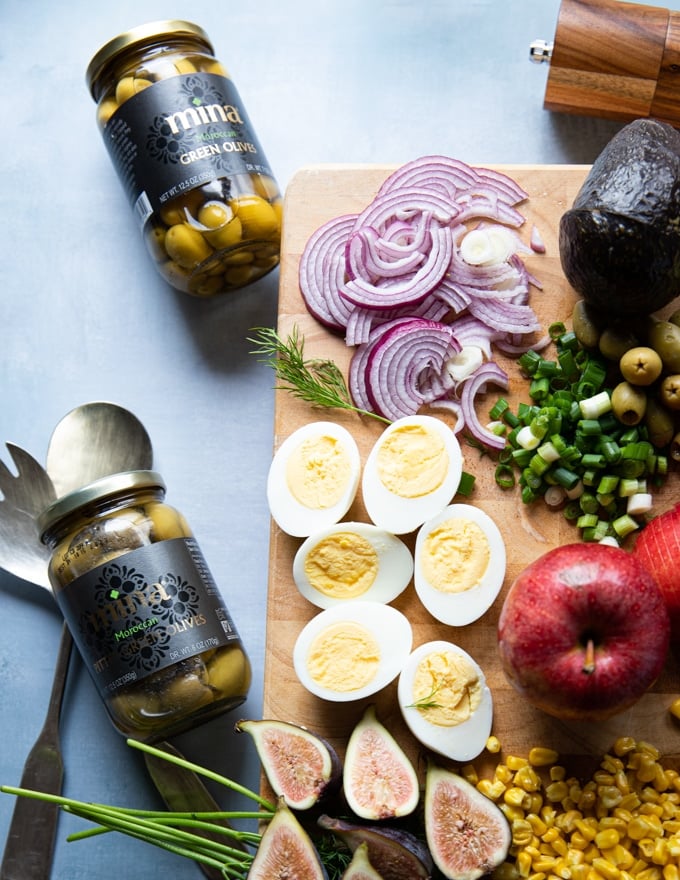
(343, 704, 419, 820)
(248, 796, 328, 879)
(341, 842, 384, 880)
(236, 718, 341, 810)
(318, 814, 432, 880)
(424, 763, 510, 880)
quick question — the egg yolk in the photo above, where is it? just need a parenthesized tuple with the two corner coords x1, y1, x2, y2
(304, 532, 379, 599)
(376, 423, 448, 498)
(306, 621, 380, 692)
(420, 518, 489, 593)
(286, 433, 353, 509)
(411, 649, 482, 726)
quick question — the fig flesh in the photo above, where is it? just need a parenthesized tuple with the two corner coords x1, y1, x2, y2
(341, 842, 384, 880)
(236, 718, 341, 810)
(343, 704, 419, 820)
(247, 796, 328, 879)
(318, 814, 432, 880)
(424, 764, 510, 880)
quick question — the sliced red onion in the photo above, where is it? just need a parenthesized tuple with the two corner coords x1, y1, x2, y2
(296, 156, 546, 447)
(299, 214, 356, 330)
(530, 224, 546, 253)
(457, 362, 509, 450)
(362, 318, 461, 421)
(341, 223, 453, 310)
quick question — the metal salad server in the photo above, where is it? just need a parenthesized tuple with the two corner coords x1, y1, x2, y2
(0, 445, 70, 880)
(46, 400, 153, 497)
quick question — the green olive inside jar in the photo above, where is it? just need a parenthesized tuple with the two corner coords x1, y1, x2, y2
(86, 21, 281, 297)
(38, 471, 251, 742)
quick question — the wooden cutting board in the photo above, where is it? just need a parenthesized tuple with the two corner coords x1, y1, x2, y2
(263, 163, 679, 776)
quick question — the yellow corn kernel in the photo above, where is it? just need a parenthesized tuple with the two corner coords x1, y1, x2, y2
(541, 826, 560, 844)
(637, 741, 661, 759)
(462, 764, 479, 785)
(507, 755, 529, 771)
(602, 755, 625, 774)
(551, 765, 567, 782)
(527, 813, 548, 836)
(540, 805, 557, 826)
(591, 858, 622, 880)
(615, 771, 630, 795)
(635, 869, 663, 880)
(517, 850, 533, 877)
(478, 778, 507, 800)
(662, 866, 679, 880)
(571, 865, 590, 880)
(526, 793, 544, 815)
(532, 858, 558, 874)
(505, 787, 532, 808)
(550, 835, 569, 858)
(547, 781, 570, 803)
(586, 868, 609, 880)
(594, 829, 621, 850)
(595, 772, 617, 786)
(501, 803, 527, 824)
(496, 764, 515, 785)
(619, 794, 642, 812)
(511, 819, 534, 848)
(598, 786, 623, 810)
(527, 874, 546, 880)
(613, 737, 637, 757)
(529, 747, 559, 767)
(627, 815, 655, 840)
(609, 845, 634, 870)
(516, 766, 542, 792)
(569, 831, 590, 851)
(486, 735, 502, 753)
(578, 789, 598, 812)
(574, 818, 598, 840)
(599, 816, 627, 833)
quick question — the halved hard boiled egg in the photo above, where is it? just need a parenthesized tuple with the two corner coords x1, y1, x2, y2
(361, 415, 463, 535)
(293, 601, 412, 702)
(267, 421, 361, 538)
(414, 503, 506, 626)
(293, 522, 414, 609)
(398, 639, 492, 762)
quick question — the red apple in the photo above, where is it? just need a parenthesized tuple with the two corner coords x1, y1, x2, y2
(497, 543, 670, 722)
(633, 503, 680, 639)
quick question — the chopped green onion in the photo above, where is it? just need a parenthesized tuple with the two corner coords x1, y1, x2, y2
(456, 471, 476, 497)
(488, 333, 670, 543)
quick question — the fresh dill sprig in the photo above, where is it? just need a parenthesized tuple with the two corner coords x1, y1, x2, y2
(404, 684, 443, 711)
(248, 325, 390, 423)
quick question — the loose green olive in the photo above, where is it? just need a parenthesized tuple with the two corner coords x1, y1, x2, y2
(571, 300, 602, 350)
(671, 430, 680, 462)
(660, 374, 680, 411)
(611, 381, 647, 425)
(646, 320, 680, 372)
(598, 326, 639, 362)
(619, 346, 664, 386)
(644, 397, 676, 448)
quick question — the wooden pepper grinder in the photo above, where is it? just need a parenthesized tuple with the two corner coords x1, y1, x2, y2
(530, 0, 680, 127)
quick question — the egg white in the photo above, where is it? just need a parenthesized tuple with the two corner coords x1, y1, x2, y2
(293, 522, 414, 609)
(398, 640, 493, 762)
(361, 415, 463, 535)
(293, 601, 412, 702)
(414, 503, 506, 626)
(266, 421, 361, 538)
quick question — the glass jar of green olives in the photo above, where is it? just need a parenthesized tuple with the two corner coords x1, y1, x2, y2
(86, 21, 281, 297)
(38, 471, 251, 742)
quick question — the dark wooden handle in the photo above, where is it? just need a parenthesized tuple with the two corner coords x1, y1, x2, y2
(544, 0, 680, 127)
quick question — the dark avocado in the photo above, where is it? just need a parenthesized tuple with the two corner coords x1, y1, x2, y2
(559, 118, 680, 318)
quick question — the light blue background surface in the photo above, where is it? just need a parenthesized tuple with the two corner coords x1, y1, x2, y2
(0, 1, 669, 877)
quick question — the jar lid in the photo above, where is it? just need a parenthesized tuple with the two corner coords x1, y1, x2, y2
(86, 20, 214, 99)
(38, 470, 166, 538)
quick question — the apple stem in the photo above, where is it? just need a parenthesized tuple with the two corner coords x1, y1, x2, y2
(583, 638, 596, 675)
